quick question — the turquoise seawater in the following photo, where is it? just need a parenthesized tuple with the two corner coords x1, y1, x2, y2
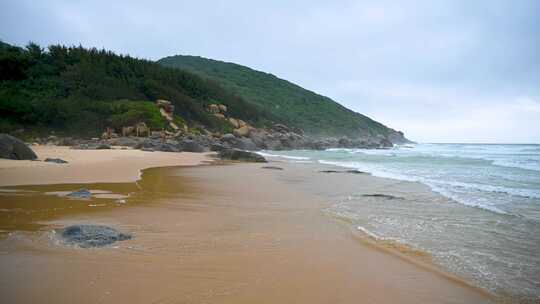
(259, 144, 540, 301)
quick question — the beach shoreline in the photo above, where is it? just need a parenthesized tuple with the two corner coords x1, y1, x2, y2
(0, 149, 496, 303)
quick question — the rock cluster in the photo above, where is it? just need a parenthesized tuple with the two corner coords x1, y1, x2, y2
(25, 121, 398, 155)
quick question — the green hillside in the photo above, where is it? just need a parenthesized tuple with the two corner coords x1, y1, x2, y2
(0, 42, 274, 137)
(158, 55, 402, 139)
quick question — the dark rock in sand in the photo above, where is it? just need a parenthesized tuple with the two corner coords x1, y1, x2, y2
(60, 224, 132, 248)
(0, 134, 38, 160)
(319, 169, 367, 174)
(261, 166, 284, 170)
(44, 158, 68, 164)
(362, 194, 404, 200)
(218, 149, 267, 162)
(345, 169, 367, 174)
(95, 143, 112, 150)
(71, 142, 111, 150)
(66, 188, 92, 199)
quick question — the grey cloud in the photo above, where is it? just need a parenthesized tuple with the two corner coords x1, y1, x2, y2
(1, 0, 539, 142)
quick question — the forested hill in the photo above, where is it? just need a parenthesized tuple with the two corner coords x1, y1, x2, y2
(0, 42, 274, 137)
(158, 55, 407, 141)
(0, 41, 407, 143)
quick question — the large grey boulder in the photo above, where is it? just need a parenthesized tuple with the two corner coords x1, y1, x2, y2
(218, 149, 267, 162)
(178, 139, 205, 152)
(234, 138, 258, 151)
(0, 134, 38, 160)
(60, 225, 132, 248)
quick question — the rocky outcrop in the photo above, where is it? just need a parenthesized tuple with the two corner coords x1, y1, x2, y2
(0, 134, 38, 160)
(60, 225, 132, 248)
(218, 149, 267, 162)
(233, 125, 251, 137)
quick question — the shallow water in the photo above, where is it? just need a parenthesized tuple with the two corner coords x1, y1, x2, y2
(260, 144, 540, 301)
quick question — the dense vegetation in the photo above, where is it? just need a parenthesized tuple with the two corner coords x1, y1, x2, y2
(0, 42, 274, 137)
(0, 41, 404, 140)
(158, 55, 397, 138)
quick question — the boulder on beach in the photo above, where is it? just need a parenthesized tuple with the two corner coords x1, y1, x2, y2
(218, 149, 267, 162)
(60, 224, 132, 248)
(0, 134, 38, 160)
(178, 139, 205, 152)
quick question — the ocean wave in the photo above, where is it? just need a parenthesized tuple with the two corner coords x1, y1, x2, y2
(491, 159, 540, 172)
(317, 159, 540, 215)
(257, 152, 311, 160)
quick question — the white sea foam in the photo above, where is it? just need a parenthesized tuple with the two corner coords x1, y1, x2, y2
(317, 158, 538, 215)
(356, 225, 383, 240)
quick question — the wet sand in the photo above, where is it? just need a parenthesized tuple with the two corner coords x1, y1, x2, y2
(0, 145, 209, 186)
(0, 160, 495, 303)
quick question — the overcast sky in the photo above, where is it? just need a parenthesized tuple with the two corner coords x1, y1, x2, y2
(1, 0, 539, 143)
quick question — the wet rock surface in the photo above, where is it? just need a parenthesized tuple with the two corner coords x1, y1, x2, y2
(60, 225, 132, 248)
(66, 188, 92, 199)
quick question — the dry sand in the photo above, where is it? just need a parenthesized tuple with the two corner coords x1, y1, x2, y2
(0, 145, 210, 186)
(0, 159, 495, 303)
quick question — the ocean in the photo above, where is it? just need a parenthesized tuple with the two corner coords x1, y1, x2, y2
(259, 143, 540, 301)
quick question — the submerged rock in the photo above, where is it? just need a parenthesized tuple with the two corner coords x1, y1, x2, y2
(362, 194, 404, 200)
(0, 134, 38, 160)
(60, 225, 132, 248)
(44, 158, 68, 164)
(66, 188, 92, 199)
(218, 149, 267, 162)
(261, 166, 284, 170)
(319, 169, 367, 174)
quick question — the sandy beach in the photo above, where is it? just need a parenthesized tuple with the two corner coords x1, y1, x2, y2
(0, 145, 209, 186)
(0, 150, 496, 303)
